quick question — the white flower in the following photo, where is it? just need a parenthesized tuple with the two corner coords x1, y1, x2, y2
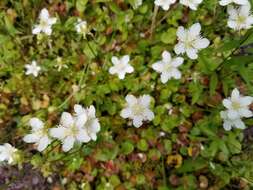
(227, 4, 253, 30)
(49, 112, 90, 152)
(120, 95, 155, 128)
(74, 104, 101, 141)
(75, 19, 88, 38)
(220, 111, 246, 131)
(154, 0, 176, 10)
(23, 118, 51, 152)
(133, 0, 143, 9)
(174, 23, 210, 60)
(152, 51, 184, 83)
(25, 61, 41, 77)
(32, 8, 57, 35)
(219, 0, 249, 6)
(222, 88, 253, 120)
(179, 0, 203, 10)
(0, 143, 18, 164)
(109, 55, 134, 79)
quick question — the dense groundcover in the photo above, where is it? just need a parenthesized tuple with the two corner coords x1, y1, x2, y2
(1, 0, 253, 189)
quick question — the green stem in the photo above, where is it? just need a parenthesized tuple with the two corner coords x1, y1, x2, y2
(150, 5, 159, 38)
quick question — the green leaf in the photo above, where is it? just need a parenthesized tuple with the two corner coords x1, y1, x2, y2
(121, 141, 134, 155)
(76, 0, 88, 13)
(209, 73, 218, 95)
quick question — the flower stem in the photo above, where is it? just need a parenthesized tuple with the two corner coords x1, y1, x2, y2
(150, 5, 159, 39)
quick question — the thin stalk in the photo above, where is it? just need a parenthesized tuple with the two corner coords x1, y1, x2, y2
(150, 5, 159, 38)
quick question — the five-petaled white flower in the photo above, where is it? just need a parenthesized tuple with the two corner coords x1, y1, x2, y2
(152, 51, 184, 83)
(74, 104, 101, 141)
(154, 0, 176, 10)
(220, 111, 246, 131)
(23, 118, 51, 152)
(32, 8, 57, 35)
(49, 112, 90, 152)
(174, 23, 210, 60)
(219, 0, 249, 6)
(75, 19, 88, 38)
(109, 55, 134, 80)
(0, 143, 18, 164)
(25, 61, 41, 77)
(227, 4, 253, 30)
(222, 88, 253, 120)
(179, 0, 203, 10)
(121, 95, 154, 128)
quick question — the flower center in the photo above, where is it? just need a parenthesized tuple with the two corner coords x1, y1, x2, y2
(116, 63, 126, 71)
(231, 101, 241, 110)
(132, 104, 145, 115)
(237, 16, 246, 25)
(66, 125, 79, 136)
(40, 19, 48, 28)
(164, 63, 173, 72)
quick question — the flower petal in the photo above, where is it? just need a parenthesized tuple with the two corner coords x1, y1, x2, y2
(29, 118, 44, 130)
(62, 136, 75, 152)
(60, 112, 74, 128)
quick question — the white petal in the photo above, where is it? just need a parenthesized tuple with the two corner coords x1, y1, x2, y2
(228, 21, 238, 30)
(76, 129, 90, 143)
(89, 119, 101, 133)
(239, 108, 253, 118)
(111, 56, 119, 65)
(171, 57, 184, 67)
(139, 95, 151, 107)
(223, 121, 232, 131)
(144, 109, 155, 121)
(62, 136, 75, 152)
(49, 127, 66, 139)
(231, 88, 240, 101)
(152, 61, 164, 73)
(23, 134, 39, 143)
(234, 0, 250, 5)
(125, 65, 134, 73)
(174, 42, 186, 55)
(29, 118, 44, 130)
(133, 116, 143, 128)
(120, 108, 132, 118)
(177, 26, 186, 41)
(121, 55, 130, 64)
(161, 72, 171, 83)
(193, 38, 210, 49)
(125, 95, 137, 106)
(32, 26, 41, 34)
(74, 104, 85, 115)
(43, 27, 52, 35)
(186, 48, 198, 59)
(227, 109, 240, 120)
(60, 112, 74, 127)
(37, 136, 51, 152)
(87, 105, 96, 118)
(162, 51, 171, 62)
(189, 23, 201, 37)
(240, 96, 253, 106)
(219, 0, 231, 6)
(171, 68, 182, 79)
(228, 6, 238, 19)
(76, 114, 88, 128)
(118, 71, 126, 79)
(109, 66, 117, 75)
(223, 99, 232, 109)
(234, 119, 246, 129)
(39, 8, 49, 20)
